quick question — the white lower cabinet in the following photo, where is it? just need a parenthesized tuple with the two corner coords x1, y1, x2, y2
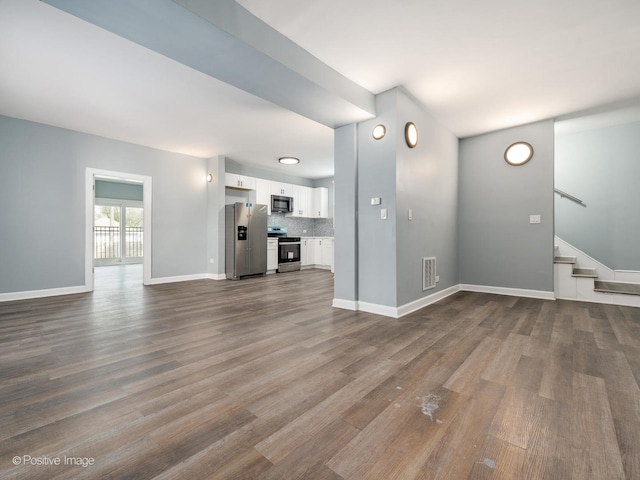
(301, 238, 314, 266)
(313, 238, 324, 265)
(322, 238, 334, 271)
(267, 238, 278, 271)
(301, 237, 333, 270)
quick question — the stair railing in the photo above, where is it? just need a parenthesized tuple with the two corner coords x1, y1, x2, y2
(554, 188, 586, 207)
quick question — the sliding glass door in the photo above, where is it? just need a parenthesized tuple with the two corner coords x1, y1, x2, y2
(94, 202, 143, 266)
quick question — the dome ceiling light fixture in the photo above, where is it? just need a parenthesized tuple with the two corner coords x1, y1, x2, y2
(504, 141, 534, 166)
(372, 124, 386, 140)
(278, 157, 300, 165)
(404, 122, 418, 148)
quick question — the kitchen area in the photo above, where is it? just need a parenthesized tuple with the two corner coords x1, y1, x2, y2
(224, 170, 334, 280)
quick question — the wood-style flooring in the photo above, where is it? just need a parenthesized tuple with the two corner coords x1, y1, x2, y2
(2, 265, 640, 479)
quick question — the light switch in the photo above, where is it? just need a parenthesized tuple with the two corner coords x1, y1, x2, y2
(408, 209, 413, 220)
(530, 214, 541, 224)
(381, 208, 388, 220)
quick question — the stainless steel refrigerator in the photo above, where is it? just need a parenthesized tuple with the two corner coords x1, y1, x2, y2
(225, 202, 268, 280)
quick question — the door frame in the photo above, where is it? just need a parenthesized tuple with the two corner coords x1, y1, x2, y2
(85, 168, 152, 291)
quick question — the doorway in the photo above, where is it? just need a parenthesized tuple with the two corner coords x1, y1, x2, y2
(85, 168, 152, 292)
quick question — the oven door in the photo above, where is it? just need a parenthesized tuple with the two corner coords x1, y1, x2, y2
(278, 241, 301, 263)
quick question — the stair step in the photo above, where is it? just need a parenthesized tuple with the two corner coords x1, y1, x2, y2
(594, 280, 640, 296)
(572, 268, 598, 278)
(554, 256, 576, 264)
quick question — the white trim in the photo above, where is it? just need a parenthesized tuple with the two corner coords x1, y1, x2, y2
(358, 301, 399, 318)
(0, 286, 88, 302)
(554, 235, 614, 280)
(332, 298, 358, 311)
(460, 284, 555, 300)
(207, 273, 227, 281)
(147, 273, 211, 285)
(86, 168, 152, 292)
(94, 197, 143, 207)
(556, 291, 640, 308)
(397, 285, 460, 317)
(614, 270, 640, 283)
(341, 285, 462, 319)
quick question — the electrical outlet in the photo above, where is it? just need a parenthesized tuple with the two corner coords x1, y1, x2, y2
(529, 214, 541, 224)
(371, 197, 382, 205)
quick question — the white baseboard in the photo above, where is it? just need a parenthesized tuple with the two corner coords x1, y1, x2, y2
(0, 285, 89, 302)
(206, 273, 227, 280)
(557, 291, 640, 308)
(334, 285, 461, 319)
(357, 301, 399, 318)
(397, 285, 461, 317)
(460, 284, 555, 301)
(332, 298, 358, 311)
(147, 273, 212, 285)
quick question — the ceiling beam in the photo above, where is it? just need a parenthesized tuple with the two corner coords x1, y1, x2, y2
(41, 0, 376, 128)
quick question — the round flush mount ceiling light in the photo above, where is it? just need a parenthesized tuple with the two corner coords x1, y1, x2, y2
(278, 157, 299, 165)
(504, 142, 533, 166)
(372, 124, 386, 140)
(404, 122, 418, 148)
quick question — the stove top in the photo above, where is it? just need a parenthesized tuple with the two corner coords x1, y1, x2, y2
(267, 226, 287, 237)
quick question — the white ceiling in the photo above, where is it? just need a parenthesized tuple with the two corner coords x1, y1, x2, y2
(2, 0, 640, 178)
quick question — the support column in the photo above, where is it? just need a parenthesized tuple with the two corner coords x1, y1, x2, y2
(333, 124, 359, 309)
(207, 155, 226, 278)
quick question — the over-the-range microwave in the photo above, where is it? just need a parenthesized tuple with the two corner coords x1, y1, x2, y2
(271, 194, 293, 213)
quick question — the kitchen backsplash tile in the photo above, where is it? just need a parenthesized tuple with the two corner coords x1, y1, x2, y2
(313, 218, 335, 237)
(268, 213, 334, 237)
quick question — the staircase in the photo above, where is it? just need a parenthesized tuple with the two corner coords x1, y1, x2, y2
(554, 236, 640, 307)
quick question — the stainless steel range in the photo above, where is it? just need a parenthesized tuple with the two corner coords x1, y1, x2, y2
(267, 226, 301, 273)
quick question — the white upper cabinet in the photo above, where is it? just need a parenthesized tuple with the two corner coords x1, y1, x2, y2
(225, 173, 329, 217)
(270, 182, 295, 197)
(291, 185, 312, 217)
(225, 173, 256, 190)
(255, 178, 271, 214)
(312, 187, 329, 218)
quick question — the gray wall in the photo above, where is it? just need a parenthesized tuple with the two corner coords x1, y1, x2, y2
(395, 89, 459, 306)
(555, 121, 640, 270)
(357, 90, 398, 307)
(207, 155, 226, 276)
(333, 124, 358, 304)
(95, 179, 143, 201)
(458, 119, 555, 292)
(0, 115, 209, 294)
(347, 87, 459, 309)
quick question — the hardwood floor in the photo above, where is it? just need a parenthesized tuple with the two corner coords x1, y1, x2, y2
(1, 267, 640, 479)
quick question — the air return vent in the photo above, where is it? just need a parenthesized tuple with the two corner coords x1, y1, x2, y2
(422, 257, 436, 291)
